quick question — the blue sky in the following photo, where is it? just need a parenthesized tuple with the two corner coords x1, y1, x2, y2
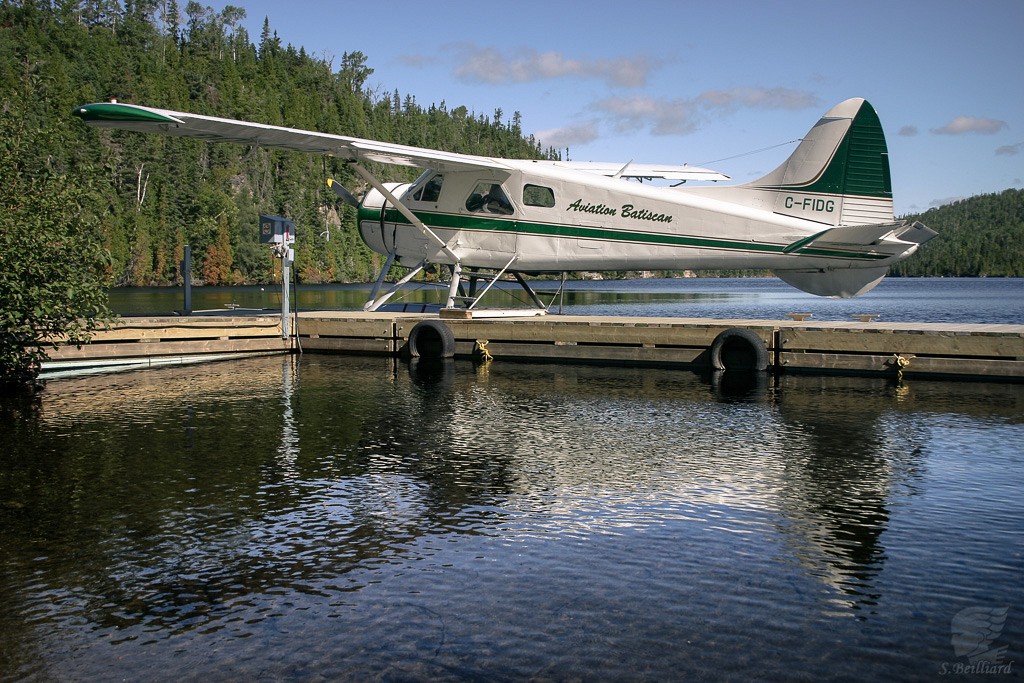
(213, 0, 1022, 215)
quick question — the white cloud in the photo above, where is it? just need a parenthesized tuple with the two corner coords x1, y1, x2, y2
(450, 44, 654, 87)
(995, 142, 1024, 156)
(930, 195, 967, 208)
(898, 125, 918, 137)
(433, 43, 820, 143)
(534, 121, 601, 150)
(594, 96, 700, 136)
(398, 53, 435, 67)
(932, 116, 1007, 135)
(589, 87, 818, 138)
(697, 87, 819, 111)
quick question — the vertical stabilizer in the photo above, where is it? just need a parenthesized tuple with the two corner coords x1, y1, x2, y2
(745, 98, 894, 226)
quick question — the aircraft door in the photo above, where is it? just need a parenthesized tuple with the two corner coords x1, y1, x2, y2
(459, 180, 519, 266)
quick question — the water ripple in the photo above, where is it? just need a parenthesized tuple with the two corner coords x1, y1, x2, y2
(2, 356, 1021, 680)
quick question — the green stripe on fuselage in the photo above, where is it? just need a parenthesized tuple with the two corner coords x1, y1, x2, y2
(358, 206, 888, 262)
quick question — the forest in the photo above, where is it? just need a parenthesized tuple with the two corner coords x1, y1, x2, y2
(1, 0, 1022, 288)
(893, 189, 1024, 277)
(1, 0, 557, 288)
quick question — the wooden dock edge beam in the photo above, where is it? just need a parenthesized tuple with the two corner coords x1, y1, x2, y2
(387, 317, 1024, 382)
(42, 314, 1024, 382)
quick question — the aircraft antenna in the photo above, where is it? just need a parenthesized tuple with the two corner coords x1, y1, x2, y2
(698, 138, 802, 166)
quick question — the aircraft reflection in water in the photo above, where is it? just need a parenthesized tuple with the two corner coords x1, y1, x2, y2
(26, 355, 988, 615)
(403, 359, 930, 611)
(39, 358, 925, 610)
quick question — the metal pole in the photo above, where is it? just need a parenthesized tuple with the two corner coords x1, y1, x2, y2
(559, 271, 566, 314)
(180, 245, 192, 315)
(281, 249, 291, 339)
(446, 262, 463, 309)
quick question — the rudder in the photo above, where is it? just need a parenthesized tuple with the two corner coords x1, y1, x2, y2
(744, 98, 894, 227)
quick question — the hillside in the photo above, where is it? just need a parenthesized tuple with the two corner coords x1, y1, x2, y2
(2, 3, 1020, 286)
(0, 1, 555, 287)
(893, 188, 1024, 277)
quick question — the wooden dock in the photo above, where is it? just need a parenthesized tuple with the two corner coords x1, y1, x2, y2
(41, 311, 1024, 381)
(42, 315, 290, 377)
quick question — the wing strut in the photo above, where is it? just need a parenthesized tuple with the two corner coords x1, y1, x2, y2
(364, 248, 398, 310)
(465, 256, 518, 310)
(362, 258, 427, 312)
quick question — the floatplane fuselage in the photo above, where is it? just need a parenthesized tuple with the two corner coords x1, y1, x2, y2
(73, 97, 935, 313)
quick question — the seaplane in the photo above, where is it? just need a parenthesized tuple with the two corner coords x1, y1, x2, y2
(73, 97, 935, 317)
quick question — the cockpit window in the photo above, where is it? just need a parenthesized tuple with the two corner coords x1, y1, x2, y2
(523, 184, 555, 208)
(465, 182, 514, 215)
(412, 174, 443, 202)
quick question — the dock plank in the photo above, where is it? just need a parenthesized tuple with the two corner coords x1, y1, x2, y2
(300, 337, 395, 354)
(300, 317, 395, 339)
(47, 337, 291, 360)
(781, 328, 1024, 357)
(780, 352, 1024, 378)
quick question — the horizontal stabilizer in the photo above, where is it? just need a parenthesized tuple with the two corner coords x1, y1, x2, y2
(783, 220, 933, 254)
(894, 221, 938, 245)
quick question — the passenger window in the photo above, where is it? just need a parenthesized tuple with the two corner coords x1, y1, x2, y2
(523, 184, 555, 208)
(412, 174, 443, 202)
(465, 182, 514, 215)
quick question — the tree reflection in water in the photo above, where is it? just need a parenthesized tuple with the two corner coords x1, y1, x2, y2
(2, 355, 1021, 680)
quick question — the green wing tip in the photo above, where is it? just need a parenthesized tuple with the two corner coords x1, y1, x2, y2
(72, 102, 178, 124)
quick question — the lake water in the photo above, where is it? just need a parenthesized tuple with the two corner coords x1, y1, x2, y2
(2, 279, 1022, 681)
(108, 277, 1024, 325)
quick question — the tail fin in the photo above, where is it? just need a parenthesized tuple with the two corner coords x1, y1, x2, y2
(743, 98, 894, 226)
(683, 98, 933, 298)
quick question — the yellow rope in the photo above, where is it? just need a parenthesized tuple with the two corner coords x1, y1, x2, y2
(475, 339, 493, 362)
(892, 353, 911, 380)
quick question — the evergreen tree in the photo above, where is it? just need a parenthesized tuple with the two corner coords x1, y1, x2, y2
(202, 213, 234, 284)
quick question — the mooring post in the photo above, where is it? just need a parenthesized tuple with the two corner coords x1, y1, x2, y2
(260, 214, 295, 340)
(180, 245, 192, 315)
(281, 246, 291, 339)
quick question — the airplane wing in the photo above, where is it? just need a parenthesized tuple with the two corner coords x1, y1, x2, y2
(72, 101, 510, 173)
(531, 160, 730, 182)
(72, 102, 727, 180)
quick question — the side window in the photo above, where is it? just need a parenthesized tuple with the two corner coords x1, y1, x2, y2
(523, 184, 555, 208)
(465, 182, 514, 215)
(412, 174, 443, 202)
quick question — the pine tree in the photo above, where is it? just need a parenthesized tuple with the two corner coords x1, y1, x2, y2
(202, 213, 234, 284)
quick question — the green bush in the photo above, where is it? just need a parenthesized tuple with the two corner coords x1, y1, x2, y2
(0, 104, 114, 391)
